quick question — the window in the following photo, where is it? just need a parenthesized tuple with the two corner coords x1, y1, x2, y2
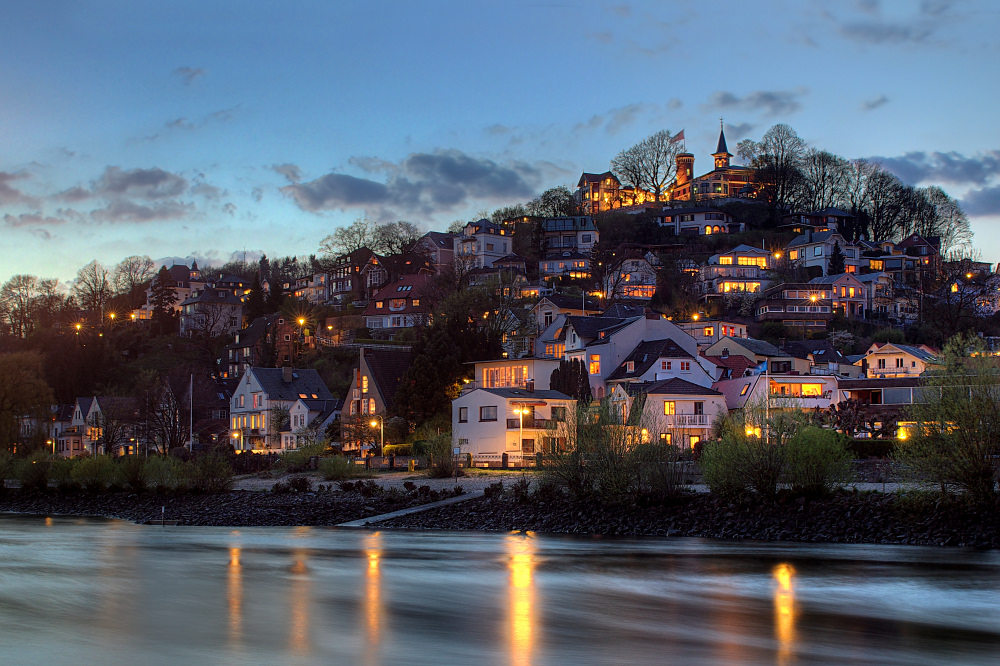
(284, 334, 291, 342)
(814, 246, 823, 256)
(896, 358, 904, 368)
(412, 299, 420, 307)
(551, 406, 566, 422)
(376, 301, 384, 309)
(663, 401, 675, 415)
(625, 361, 634, 373)
(362, 375, 368, 393)
(660, 433, 672, 445)
(238, 395, 245, 407)
(589, 354, 601, 375)
(694, 402, 704, 415)
(703, 326, 714, 337)
(718, 256, 733, 265)
(459, 407, 468, 423)
(582, 234, 592, 243)
(480, 406, 497, 421)
(368, 398, 375, 413)
(689, 435, 701, 448)
(680, 361, 691, 372)
(740, 384, 750, 396)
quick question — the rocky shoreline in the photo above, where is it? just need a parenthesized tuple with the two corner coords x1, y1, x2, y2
(2, 485, 998, 549)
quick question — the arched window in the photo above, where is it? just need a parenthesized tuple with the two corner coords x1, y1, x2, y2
(705, 226, 713, 235)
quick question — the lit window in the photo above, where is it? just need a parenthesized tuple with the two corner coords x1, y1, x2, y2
(625, 361, 634, 373)
(680, 361, 691, 372)
(589, 355, 601, 375)
(703, 326, 714, 337)
(362, 375, 368, 393)
(663, 401, 675, 415)
(718, 256, 733, 265)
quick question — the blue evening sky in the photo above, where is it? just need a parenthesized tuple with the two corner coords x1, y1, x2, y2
(2, 0, 999, 285)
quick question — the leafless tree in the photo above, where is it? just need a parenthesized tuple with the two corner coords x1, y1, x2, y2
(923, 186, 973, 255)
(798, 149, 849, 211)
(738, 124, 807, 214)
(113, 255, 155, 308)
(611, 130, 680, 201)
(0, 275, 40, 338)
(90, 397, 139, 455)
(371, 221, 422, 255)
(863, 167, 906, 242)
(318, 218, 375, 257)
(73, 260, 112, 315)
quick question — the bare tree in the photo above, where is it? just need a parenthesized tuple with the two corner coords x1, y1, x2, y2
(113, 255, 155, 307)
(73, 260, 112, 315)
(923, 186, 973, 255)
(611, 130, 680, 201)
(0, 275, 40, 338)
(371, 221, 422, 255)
(526, 186, 581, 216)
(737, 124, 806, 214)
(318, 218, 375, 257)
(864, 167, 906, 242)
(798, 149, 848, 211)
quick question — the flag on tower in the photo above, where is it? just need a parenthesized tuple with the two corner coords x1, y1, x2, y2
(670, 129, 685, 144)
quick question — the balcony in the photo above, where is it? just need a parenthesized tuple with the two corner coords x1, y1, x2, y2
(665, 414, 711, 427)
(507, 418, 556, 430)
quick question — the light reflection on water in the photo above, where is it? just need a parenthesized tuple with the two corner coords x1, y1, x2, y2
(1, 514, 999, 665)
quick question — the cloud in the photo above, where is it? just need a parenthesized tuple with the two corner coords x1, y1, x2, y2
(875, 150, 1000, 186)
(0, 172, 40, 206)
(607, 4, 631, 18)
(573, 102, 680, 135)
(137, 105, 239, 142)
(961, 184, 1000, 217)
(95, 166, 188, 199)
(588, 31, 614, 44)
(271, 163, 303, 182)
(91, 200, 194, 223)
(282, 149, 540, 216)
(861, 94, 890, 111)
(3, 213, 66, 228)
(173, 66, 205, 85)
(725, 122, 755, 141)
(703, 89, 808, 116)
(825, 1, 958, 46)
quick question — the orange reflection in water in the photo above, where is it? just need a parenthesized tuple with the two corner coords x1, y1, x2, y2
(228, 547, 243, 648)
(289, 547, 311, 657)
(773, 563, 797, 665)
(507, 533, 537, 666)
(364, 532, 383, 666)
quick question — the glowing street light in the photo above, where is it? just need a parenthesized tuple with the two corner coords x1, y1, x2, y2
(232, 430, 244, 451)
(370, 415, 384, 455)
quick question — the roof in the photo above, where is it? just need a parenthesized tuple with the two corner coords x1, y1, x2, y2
(578, 171, 617, 186)
(561, 315, 634, 343)
(869, 343, 937, 362)
(729, 336, 782, 357)
(474, 387, 575, 401)
(53, 404, 75, 422)
(606, 338, 694, 381)
(76, 397, 95, 417)
(781, 339, 847, 364)
(712, 376, 762, 410)
(227, 314, 281, 350)
(635, 377, 722, 396)
(249, 367, 334, 402)
(705, 353, 753, 379)
(661, 206, 728, 216)
(539, 294, 601, 311)
(811, 207, 854, 218)
(717, 243, 772, 256)
(363, 348, 413, 410)
(602, 302, 646, 318)
(787, 230, 843, 248)
(808, 274, 862, 285)
(421, 231, 455, 249)
(180, 288, 243, 306)
(542, 251, 589, 261)
(839, 377, 924, 390)
(855, 271, 890, 283)
(714, 126, 730, 156)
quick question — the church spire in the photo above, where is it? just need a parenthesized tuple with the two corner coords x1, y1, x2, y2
(713, 118, 731, 169)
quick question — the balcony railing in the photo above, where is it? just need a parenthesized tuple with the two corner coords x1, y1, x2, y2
(507, 418, 557, 430)
(664, 414, 711, 427)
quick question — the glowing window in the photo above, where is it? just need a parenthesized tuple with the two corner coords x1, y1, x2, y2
(663, 401, 675, 415)
(589, 355, 601, 375)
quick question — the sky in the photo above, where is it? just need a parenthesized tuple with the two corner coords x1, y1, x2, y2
(2, 0, 1000, 286)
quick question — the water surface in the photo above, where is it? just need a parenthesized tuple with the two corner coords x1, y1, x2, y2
(1, 514, 998, 664)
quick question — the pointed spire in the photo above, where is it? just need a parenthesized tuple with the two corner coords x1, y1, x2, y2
(714, 119, 730, 156)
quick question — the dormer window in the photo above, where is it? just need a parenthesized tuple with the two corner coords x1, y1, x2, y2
(625, 361, 634, 373)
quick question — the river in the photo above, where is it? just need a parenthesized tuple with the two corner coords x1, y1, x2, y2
(1, 514, 998, 665)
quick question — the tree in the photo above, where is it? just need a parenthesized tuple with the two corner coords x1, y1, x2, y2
(244, 273, 266, 322)
(89, 397, 139, 456)
(737, 124, 806, 217)
(112, 255, 155, 308)
(828, 241, 846, 275)
(549, 359, 592, 405)
(0, 274, 41, 338)
(371, 221, 422, 255)
(0, 352, 54, 452)
(149, 266, 178, 335)
(862, 167, 906, 241)
(922, 186, 973, 255)
(900, 333, 1000, 505)
(318, 218, 375, 257)
(611, 130, 680, 201)
(525, 186, 581, 217)
(798, 149, 848, 212)
(73, 260, 112, 315)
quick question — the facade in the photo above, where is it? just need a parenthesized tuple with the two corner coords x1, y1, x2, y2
(610, 379, 728, 449)
(452, 387, 576, 461)
(530, 295, 601, 333)
(178, 288, 244, 338)
(785, 229, 861, 275)
(413, 231, 455, 274)
(807, 274, 868, 318)
(330, 247, 375, 305)
(754, 282, 835, 329)
(699, 244, 775, 298)
(856, 272, 895, 317)
(604, 252, 659, 300)
(541, 216, 598, 255)
(363, 273, 434, 331)
(283, 398, 341, 450)
(292, 273, 330, 305)
(454, 219, 511, 269)
(224, 314, 298, 378)
(604, 338, 716, 389)
(134, 262, 206, 320)
(675, 319, 749, 349)
(466, 358, 561, 392)
(657, 207, 742, 236)
(667, 126, 754, 202)
(703, 336, 782, 364)
(230, 367, 334, 452)
(342, 348, 412, 452)
(576, 172, 621, 215)
(858, 342, 937, 379)
(539, 252, 592, 280)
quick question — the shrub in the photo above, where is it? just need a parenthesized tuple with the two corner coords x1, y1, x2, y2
(118, 456, 148, 493)
(280, 443, 329, 473)
(71, 456, 118, 493)
(49, 458, 78, 492)
(0, 451, 14, 492)
(382, 444, 412, 457)
(847, 439, 896, 459)
(145, 455, 187, 492)
(632, 441, 686, 498)
(783, 427, 852, 496)
(16, 453, 51, 492)
(699, 437, 748, 500)
(422, 433, 457, 479)
(287, 475, 312, 493)
(272, 480, 290, 494)
(191, 454, 234, 493)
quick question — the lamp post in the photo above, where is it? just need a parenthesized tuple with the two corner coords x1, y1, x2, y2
(513, 403, 524, 457)
(233, 429, 243, 451)
(369, 415, 384, 456)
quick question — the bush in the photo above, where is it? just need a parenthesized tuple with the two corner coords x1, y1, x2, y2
(49, 458, 78, 492)
(15, 453, 51, 492)
(783, 427, 852, 496)
(71, 456, 118, 493)
(118, 455, 148, 493)
(632, 441, 686, 498)
(699, 437, 748, 500)
(280, 443, 329, 473)
(0, 451, 14, 491)
(191, 454, 234, 493)
(145, 455, 187, 492)
(318, 456, 374, 481)
(287, 475, 312, 493)
(422, 433, 457, 479)
(382, 444, 412, 457)
(847, 439, 896, 459)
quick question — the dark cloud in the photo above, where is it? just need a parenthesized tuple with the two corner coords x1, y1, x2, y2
(961, 185, 1000, 217)
(725, 122, 755, 141)
(57, 186, 92, 202)
(92, 200, 194, 223)
(861, 95, 890, 111)
(704, 89, 807, 116)
(827, 1, 957, 45)
(282, 149, 539, 215)
(3, 213, 66, 228)
(272, 163, 303, 182)
(173, 66, 205, 85)
(138, 105, 239, 142)
(875, 150, 1000, 186)
(0, 172, 40, 206)
(95, 166, 188, 199)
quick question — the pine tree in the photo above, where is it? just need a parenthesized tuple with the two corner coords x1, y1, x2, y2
(245, 273, 265, 322)
(828, 241, 846, 275)
(150, 266, 177, 335)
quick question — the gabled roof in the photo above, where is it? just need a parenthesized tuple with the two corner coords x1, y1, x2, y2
(855, 271, 890, 283)
(538, 294, 601, 311)
(705, 353, 753, 379)
(787, 230, 844, 248)
(602, 302, 646, 318)
(227, 313, 281, 350)
(249, 367, 334, 402)
(474, 387, 575, 401)
(606, 338, 694, 380)
(712, 375, 762, 410)
(637, 377, 722, 396)
(717, 243, 771, 256)
(76, 397, 95, 418)
(420, 231, 455, 249)
(868, 343, 937, 362)
(808, 273, 862, 285)
(733, 336, 782, 357)
(578, 171, 618, 186)
(179, 288, 243, 306)
(782, 339, 847, 364)
(363, 348, 412, 410)
(811, 207, 854, 218)
(53, 404, 75, 422)
(561, 315, 633, 343)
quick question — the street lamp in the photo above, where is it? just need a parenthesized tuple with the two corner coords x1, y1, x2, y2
(232, 430, 243, 451)
(370, 415, 384, 455)
(513, 404, 525, 455)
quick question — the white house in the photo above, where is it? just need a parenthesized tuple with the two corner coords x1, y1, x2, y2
(230, 367, 334, 452)
(283, 398, 341, 450)
(785, 229, 861, 275)
(454, 219, 511, 269)
(608, 378, 728, 449)
(604, 338, 717, 390)
(452, 387, 576, 464)
(658, 207, 742, 236)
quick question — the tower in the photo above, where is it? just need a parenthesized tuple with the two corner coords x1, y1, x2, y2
(675, 153, 695, 186)
(712, 121, 732, 170)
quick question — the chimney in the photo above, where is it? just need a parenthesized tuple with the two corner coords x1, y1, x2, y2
(526, 379, 534, 393)
(282, 367, 293, 383)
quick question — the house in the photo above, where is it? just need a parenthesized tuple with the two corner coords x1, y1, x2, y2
(224, 314, 298, 378)
(858, 342, 937, 379)
(675, 319, 748, 349)
(530, 294, 601, 333)
(785, 229, 861, 275)
(62, 396, 140, 456)
(343, 348, 412, 452)
(604, 338, 716, 389)
(754, 282, 835, 330)
(666, 126, 755, 202)
(49, 404, 77, 458)
(576, 171, 622, 215)
(363, 273, 434, 332)
(704, 336, 782, 365)
(608, 379, 727, 449)
(229, 367, 334, 452)
(604, 251, 658, 301)
(466, 358, 561, 392)
(453, 219, 511, 269)
(541, 216, 598, 255)
(856, 272, 895, 318)
(330, 247, 375, 305)
(778, 208, 856, 235)
(413, 231, 455, 274)
(539, 252, 592, 281)
(698, 244, 774, 298)
(808, 274, 868, 318)
(713, 372, 840, 412)
(781, 339, 863, 378)
(292, 273, 330, 305)
(657, 207, 742, 236)
(452, 387, 576, 462)
(133, 261, 207, 320)
(283, 398, 341, 450)
(178, 287, 244, 338)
